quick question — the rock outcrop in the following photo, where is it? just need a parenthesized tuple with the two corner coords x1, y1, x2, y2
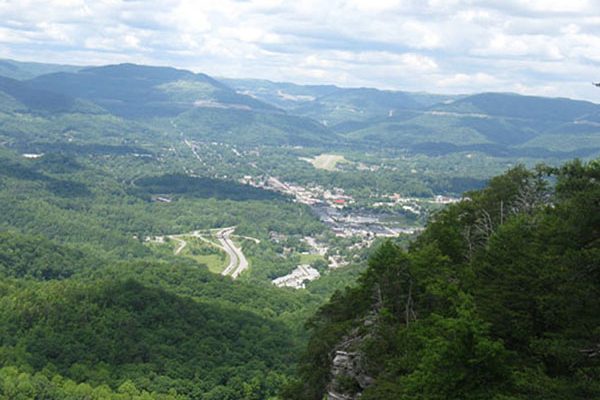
(326, 315, 376, 399)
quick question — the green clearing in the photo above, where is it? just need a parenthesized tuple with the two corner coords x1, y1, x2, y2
(194, 254, 228, 273)
(299, 253, 325, 264)
(180, 236, 229, 274)
(146, 235, 230, 274)
(309, 154, 348, 170)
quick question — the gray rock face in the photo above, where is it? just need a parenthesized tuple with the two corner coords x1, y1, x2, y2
(333, 350, 375, 387)
(326, 325, 375, 399)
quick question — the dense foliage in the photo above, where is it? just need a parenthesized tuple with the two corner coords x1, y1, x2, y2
(285, 159, 600, 399)
(1, 59, 599, 399)
(134, 174, 285, 201)
(0, 149, 327, 398)
(0, 231, 94, 279)
(0, 279, 294, 399)
(0, 229, 323, 399)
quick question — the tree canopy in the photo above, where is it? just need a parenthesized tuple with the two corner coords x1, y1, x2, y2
(285, 159, 600, 399)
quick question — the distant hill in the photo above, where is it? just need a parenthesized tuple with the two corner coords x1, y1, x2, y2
(223, 78, 458, 124)
(431, 92, 599, 121)
(0, 75, 103, 114)
(0, 74, 154, 152)
(0, 58, 81, 80)
(223, 79, 600, 158)
(174, 106, 337, 146)
(221, 78, 340, 109)
(338, 92, 600, 158)
(0, 61, 340, 148)
(0, 58, 598, 157)
(29, 64, 279, 118)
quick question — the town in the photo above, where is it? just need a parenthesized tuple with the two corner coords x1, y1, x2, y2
(240, 174, 458, 239)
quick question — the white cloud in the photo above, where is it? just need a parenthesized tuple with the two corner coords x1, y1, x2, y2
(346, 0, 406, 13)
(165, 1, 213, 33)
(397, 53, 439, 71)
(437, 72, 501, 88)
(0, 0, 597, 101)
(473, 33, 565, 60)
(511, 0, 592, 13)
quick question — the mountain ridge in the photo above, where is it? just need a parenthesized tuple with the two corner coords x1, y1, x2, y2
(0, 58, 598, 157)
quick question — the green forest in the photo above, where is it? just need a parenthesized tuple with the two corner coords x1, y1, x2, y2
(1, 146, 598, 399)
(284, 159, 600, 399)
(0, 59, 598, 399)
(0, 147, 323, 399)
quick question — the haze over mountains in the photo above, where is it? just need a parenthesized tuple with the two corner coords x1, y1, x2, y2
(1, 58, 599, 159)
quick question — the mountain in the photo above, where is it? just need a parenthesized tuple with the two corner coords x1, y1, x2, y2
(223, 78, 459, 125)
(173, 106, 334, 146)
(224, 78, 600, 158)
(431, 92, 599, 121)
(0, 59, 597, 155)
(29, 64, 279, 118)
(0, 58, 81, 80)
(292, 87, 429, 126)
(220, 78, 340, 109)
(0, 75, 103, 114)
(340, 92, 600, 157)
(0, 75, 152, 153)
(0, 62, 342, 148)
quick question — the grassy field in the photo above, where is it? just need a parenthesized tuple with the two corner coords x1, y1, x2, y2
(194, 254, 229, 273)
(181, 237, 229, 274)
(146, 236, 229, 274)
(299, 253, 325, 264)
(309, 154, 347, 171)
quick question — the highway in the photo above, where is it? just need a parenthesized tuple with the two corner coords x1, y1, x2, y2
(150, 226, 250, 279)
(218, 227, 249, 278)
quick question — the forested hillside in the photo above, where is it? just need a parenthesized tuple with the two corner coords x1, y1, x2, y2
(285, 159, 600, 399)
(1, 58, 599, 204)
(0, 279, 296, 399)
(0, 146, 328, 399)
(0, 58, 598, 400)
(0, 58, 80, 80)
(225, 79, 600, 159)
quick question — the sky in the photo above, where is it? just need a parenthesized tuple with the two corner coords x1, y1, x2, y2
(0, 0, 599, 101)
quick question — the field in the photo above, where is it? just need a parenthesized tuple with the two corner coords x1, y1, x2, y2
(147, 235, 230, 274)
(299, 253, 326, 264)
(180, 238, 229, 274)
(307, 154, 348, 170)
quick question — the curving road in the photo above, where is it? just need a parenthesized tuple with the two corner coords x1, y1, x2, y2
(154, 226, 250, 279)
(172, 237, 187, 255)
(217, 227, 249, 279)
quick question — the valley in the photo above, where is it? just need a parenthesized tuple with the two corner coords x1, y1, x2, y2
(0, 58, 598, 400)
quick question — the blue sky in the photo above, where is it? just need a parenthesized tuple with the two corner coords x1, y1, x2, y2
(1, 0, 599, 101)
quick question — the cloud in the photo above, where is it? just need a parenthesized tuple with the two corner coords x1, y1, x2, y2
(437, 72, 501, 88)
(0, 0, 598, 101)
(472, 33, 565, 60)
